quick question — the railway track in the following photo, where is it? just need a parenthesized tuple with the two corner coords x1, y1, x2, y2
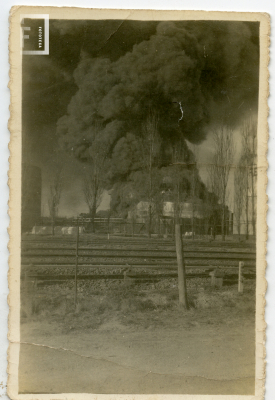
(22, 235, 255, 246)
(21, 236, 256, 282)
(22, 249, 255, 257)
(23, 271, 256, 286)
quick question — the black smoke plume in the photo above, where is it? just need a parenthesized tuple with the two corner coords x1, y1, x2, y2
(57, 20, 259, 210)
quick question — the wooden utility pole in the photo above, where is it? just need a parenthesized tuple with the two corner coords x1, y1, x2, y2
(251, 163, 256, 237)
(251, 127, 256, 238)
(192, 165, 195, 240)
(74, 221, 80, 308)
(238, 261, 244, 293)
(246, 166, 249, 240)
(132, 216, 135, 237)
(175, 224, 188, 309)
(107, 216, 110, 240)
(148, 136, 152, 238)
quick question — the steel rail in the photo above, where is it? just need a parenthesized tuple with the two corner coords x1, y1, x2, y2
(21, 263, 256, 269)
(22, 237, 255, 246)
(21, 247, 256, 255)
(21, 272, 256, 282)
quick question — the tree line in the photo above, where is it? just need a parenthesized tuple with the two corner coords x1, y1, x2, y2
(47, 115, 257, 240)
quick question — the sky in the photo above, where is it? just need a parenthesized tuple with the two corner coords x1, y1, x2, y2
(22, 19, 260, 216)
(188, 124, 248, 211)
(22, 20, 162, 216)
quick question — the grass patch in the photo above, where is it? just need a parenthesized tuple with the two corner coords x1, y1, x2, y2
(21, 281, 256, 331)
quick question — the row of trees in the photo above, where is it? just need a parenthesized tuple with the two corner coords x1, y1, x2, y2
(207, 127, 235, 241)
(197, 119, 257, 241)
(234, 119, 257, 239)
(47, 114, 257, 239)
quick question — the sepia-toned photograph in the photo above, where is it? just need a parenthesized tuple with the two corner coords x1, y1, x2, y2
(8, 7, 269, 399)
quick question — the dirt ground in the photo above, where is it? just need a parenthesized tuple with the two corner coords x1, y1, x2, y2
(19, 279, 256, 395)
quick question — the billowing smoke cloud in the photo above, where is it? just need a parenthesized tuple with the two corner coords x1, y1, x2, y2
(57, 20, 259, 209)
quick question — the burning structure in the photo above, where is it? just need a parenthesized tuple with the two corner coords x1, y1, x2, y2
(54, 20, 259, 224)
(128, 199, 233, 237)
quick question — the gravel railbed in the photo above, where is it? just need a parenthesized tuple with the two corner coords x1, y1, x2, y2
(30, 276, 256, 295)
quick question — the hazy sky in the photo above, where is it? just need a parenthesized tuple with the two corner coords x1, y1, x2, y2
(188, 124, 247, 212)
(22, 19, 259, 217)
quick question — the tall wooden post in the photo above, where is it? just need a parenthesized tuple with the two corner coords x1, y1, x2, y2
(165, 220, 168, 238)
(192, 166, 195, 240)
(74, 221, 79, 308)
(251, 164, 255, 237)
(246, 166, 249, 240)
(175, 224, 188, 309)
(238, 261, 244, 293)
(148, 204, 152, 238)
(132, 217, 135, 237)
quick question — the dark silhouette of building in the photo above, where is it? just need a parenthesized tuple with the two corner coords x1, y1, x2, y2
(21, 164, 41, 232)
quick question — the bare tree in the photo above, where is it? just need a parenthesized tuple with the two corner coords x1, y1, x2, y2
(208, 126, 235, 241)
(161, 137, 192, 236)
(241, 118, 257, 238)
(48, 168, 63, 236)
(82, 122, 108, 233)
(234, 162, 246, 240)
(141, 110, 161, 237)
(188, 143, 201, 239)
(83, 174, 104, 228)
(154, 185, 165, 236)
(201, 189, 219, 239)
